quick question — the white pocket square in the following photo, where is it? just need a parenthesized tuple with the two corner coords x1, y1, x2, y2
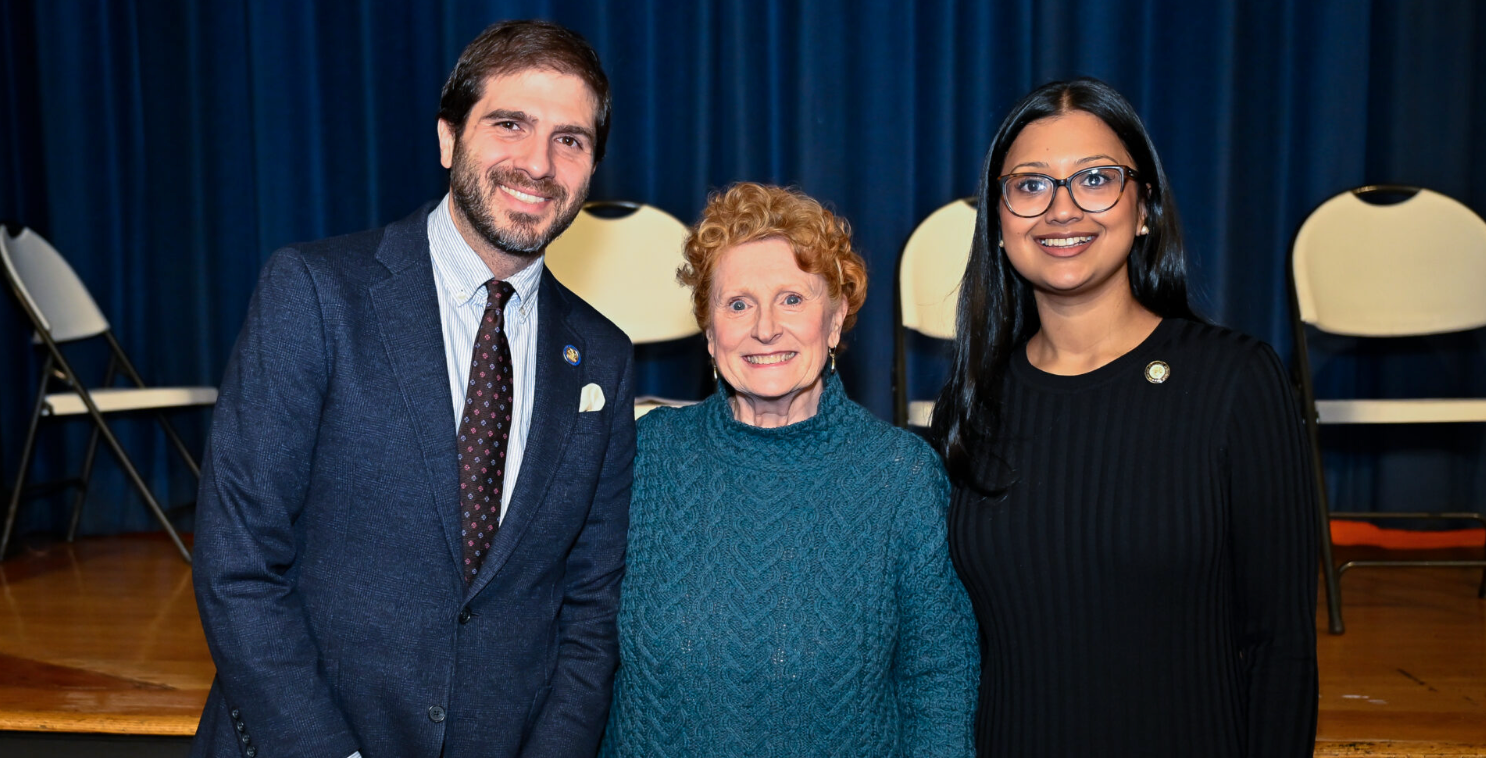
(579, 383, 605, 413)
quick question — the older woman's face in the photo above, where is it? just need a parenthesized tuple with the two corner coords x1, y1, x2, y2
(707, 237, 845, 407)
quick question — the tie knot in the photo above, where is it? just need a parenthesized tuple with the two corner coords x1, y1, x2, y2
(486, 280, 515, 309)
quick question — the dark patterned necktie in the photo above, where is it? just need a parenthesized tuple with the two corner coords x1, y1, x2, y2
(459, 279, 516, 583)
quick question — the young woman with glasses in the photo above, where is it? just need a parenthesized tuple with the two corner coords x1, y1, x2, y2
(932, 78, 1319, 757)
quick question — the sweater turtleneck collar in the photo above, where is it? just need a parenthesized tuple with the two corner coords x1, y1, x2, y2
(696, 372, 856, 470)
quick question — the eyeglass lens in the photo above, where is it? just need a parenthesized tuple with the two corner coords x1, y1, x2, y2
(1002, 166, 1128, 217)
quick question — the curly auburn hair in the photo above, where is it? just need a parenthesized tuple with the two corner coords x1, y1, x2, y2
(678, 182, 868, 332)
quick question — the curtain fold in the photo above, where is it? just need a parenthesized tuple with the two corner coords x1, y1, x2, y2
(2, 0, 1484, 539)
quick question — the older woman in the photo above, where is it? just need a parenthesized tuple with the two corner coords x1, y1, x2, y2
(599, 183, 977, 757)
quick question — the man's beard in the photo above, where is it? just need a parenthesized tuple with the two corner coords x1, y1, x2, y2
(448, 140, 589, 257)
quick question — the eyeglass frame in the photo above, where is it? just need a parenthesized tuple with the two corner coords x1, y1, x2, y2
(995, 164, 1140, 218)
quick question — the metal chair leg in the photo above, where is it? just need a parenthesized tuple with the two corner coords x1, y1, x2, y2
(1316, 486, 1344, 634)
(86, 413, 191, 563)
(68, 356, 116, 541)
(1291, 328, 1344, 633)
(1, 363, 51, 560)
(1304, 411, 1344, 634)
(1479, 527, 1486, 599)
(154, 414, 202, 478)
(67, 422, 104, 543)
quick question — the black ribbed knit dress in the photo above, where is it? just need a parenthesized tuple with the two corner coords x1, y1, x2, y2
(948, 318, 1319, 758)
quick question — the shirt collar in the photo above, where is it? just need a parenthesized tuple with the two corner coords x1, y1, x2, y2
(428, 193, 545, 314)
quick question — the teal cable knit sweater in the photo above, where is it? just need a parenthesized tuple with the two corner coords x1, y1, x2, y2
(600, 375, 978, 758)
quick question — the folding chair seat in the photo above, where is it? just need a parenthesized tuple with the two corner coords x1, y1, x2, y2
(0, 225, 216, 562)
(1289, 186, 1486, 633)
(893, 198, 976, 428)
(545, 201, 700, 419)
(42, 387, 218, 416)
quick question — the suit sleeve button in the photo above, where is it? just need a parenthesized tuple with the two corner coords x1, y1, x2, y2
(457, 607, 472, 624)
(245, 748, 257, 758)
(229, 709, 240, 719)
(235, 721, 246, 732)
(428, 705, 446, 723)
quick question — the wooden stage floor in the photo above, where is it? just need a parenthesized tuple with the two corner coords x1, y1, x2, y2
(1, 535, 1483, 755)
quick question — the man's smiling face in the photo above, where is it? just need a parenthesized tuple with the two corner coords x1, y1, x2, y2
(438, 68, 599, 258)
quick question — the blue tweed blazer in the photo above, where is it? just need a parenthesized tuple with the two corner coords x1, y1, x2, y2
(190, 202, 635, 758)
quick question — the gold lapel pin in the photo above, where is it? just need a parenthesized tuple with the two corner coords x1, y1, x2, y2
(1145, 360, 1170, 384)
(563, 345, 581, 366)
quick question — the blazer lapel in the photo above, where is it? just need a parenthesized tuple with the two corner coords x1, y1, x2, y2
(368, 204, 465, 576)
(468, 271, 582, 599)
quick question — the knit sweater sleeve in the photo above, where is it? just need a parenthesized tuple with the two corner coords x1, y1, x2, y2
(891, 442, 980, 757)
(1223, 344, 1319, 757)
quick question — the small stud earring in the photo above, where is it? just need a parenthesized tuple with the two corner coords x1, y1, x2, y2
(997, 237, 1005, 248)
(1139, 224, 1149, 236)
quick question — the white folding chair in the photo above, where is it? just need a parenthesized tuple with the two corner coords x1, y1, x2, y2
(546, 201, 700, 419)
(0, 226, 216, 562)
(893, 198, 977, 428)
(1289, 186, 1486, 633)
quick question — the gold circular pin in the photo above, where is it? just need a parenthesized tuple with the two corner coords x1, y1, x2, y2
(1145, 360, 1170, 384)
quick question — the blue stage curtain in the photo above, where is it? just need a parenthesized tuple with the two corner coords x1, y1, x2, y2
(2, 0, 1484, 539)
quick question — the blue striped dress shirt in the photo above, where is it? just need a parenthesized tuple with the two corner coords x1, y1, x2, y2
(426, 194, 541, 523)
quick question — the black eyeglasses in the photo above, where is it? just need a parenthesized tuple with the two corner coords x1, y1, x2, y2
(997, 165, 1138, 218)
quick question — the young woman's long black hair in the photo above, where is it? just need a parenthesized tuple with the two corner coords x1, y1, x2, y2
(930, 78, 1199, 494)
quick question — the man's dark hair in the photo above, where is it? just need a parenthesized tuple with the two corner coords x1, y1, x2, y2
(438, 19, 612, 162)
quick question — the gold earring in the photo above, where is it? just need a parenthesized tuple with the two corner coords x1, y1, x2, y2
(1139, 224, 1149, 235)
(829, 347, 837, 374)
(711, 360, 718, 382)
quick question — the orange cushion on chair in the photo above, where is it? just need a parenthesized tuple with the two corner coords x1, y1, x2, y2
(1331, 520, 1484, 550)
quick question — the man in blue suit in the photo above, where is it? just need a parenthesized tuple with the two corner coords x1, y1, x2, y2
(191, 20, 633, 758)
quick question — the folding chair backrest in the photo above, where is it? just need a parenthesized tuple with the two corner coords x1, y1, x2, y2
(0, 226, 111, 342)
(899, 198, 976, 340)
(545, 202, 698, 344)
(1293, 188, 1486, 337)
